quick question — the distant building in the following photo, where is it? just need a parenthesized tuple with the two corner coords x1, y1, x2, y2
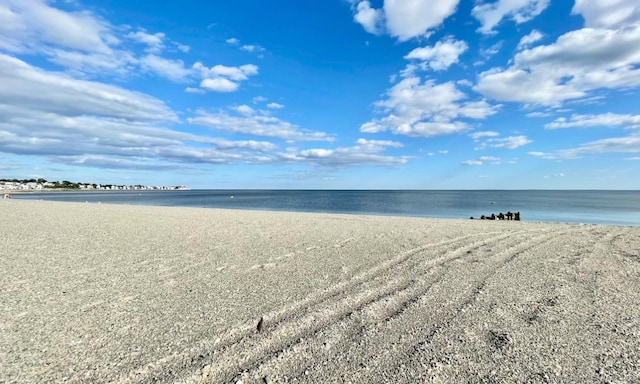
(0, 179, 187, 191)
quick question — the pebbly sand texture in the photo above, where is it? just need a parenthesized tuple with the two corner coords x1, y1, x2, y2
(1, 200, 640, 383)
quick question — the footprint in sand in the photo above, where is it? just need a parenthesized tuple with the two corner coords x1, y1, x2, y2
(276, 253, 295, 261)
(249, 263, 277, 271)
(334, 238, 356, 248)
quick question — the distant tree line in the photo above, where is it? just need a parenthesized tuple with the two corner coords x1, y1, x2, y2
(1, 178, 186, 190)
(1, 178, 47, 183)
(0, 178, 81, 189)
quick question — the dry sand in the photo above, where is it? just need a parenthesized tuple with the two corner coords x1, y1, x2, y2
(1, 200, 639, 383)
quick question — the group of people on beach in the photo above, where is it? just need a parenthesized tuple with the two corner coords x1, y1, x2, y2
(471, 211, 520, 221)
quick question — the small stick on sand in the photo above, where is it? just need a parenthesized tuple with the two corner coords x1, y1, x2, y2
(257, 317, 265, 333)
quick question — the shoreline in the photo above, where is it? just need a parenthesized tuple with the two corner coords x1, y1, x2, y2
(2, 200, 639, 383)
(7, 196, 640, 228)
(10, 189, 640, 227)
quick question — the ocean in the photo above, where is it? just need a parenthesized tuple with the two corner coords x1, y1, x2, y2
(12, 189, 640, 227)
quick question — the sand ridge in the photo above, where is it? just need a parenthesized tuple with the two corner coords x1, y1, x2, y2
(1, 200, 639, 383)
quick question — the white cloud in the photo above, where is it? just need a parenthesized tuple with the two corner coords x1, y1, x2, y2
(384, 0, 460, 41)
(474, 132, 532, 150)
(470, 131, 500, 140)
(356, 138, 404, 149)
(350, 0, 460, 41)
(488, 135, 532, 149)
(529, 133, 640, 159)
(526, 111, 554, 118)
(516, 27, 640, 70)
(472, 41, 503, 66)
(0, 107, 276, 162)
(352, 1, 384, 34)
(475, 25, 640, 105)
(188, 109, 332, 142)
(0, 1, 421, 173)
(200, 78, 238, 92)
(127, 30, 165, 53)
(459, 101, 500, 119)
(0, 54, 175, 121)
(405, 38, 468, 71)
(0, 0, 258, 91)
(185, 87, 205, 94)
(205, 64, 257, 80)
(545, 113, 640, 129)
(399, 121, 469, 137)
(193, 62, 259, 93)
(48, 48, 196, 83)
(0, 56, 284, 169)
(572, 0, 640, 29)
(225, 38, 266, 54)
(472, 0, 550, 34)
(517, 29, 544, 49)
(139, 54, 191, 82)
(463, 156, 501, 166)
(175, 43, 190, 53)
(240, 45, 265, 53)
(376, 78, 463, 118)
(0, 0, 115, 54)
(234, 105, 255, 116)
(527, 151, 559, 160)
(47, 49, 137, 77)
(360, 77, 498, 138)
(275, 139, 408, 167)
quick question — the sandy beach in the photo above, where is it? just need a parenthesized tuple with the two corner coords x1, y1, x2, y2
(1, 200, 639, 383)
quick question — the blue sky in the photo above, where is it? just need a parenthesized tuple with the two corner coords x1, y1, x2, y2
(0, 0, 639, 189)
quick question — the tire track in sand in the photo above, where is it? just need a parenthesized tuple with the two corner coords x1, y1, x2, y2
(173, 229, 551, 383)
(296, 225, 611, 383)
(231, 226, 595, 383)
(117, 228, 538, 383)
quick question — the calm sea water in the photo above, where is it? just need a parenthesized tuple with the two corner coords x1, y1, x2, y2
(13, 190, 640, 226)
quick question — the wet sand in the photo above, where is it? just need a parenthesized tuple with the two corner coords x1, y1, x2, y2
(1, 200, 639, 383)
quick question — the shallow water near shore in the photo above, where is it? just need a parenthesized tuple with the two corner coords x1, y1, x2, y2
(13, 189, 640, 226)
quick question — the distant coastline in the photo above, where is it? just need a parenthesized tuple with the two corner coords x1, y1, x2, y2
(0, 178, 187, 192)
